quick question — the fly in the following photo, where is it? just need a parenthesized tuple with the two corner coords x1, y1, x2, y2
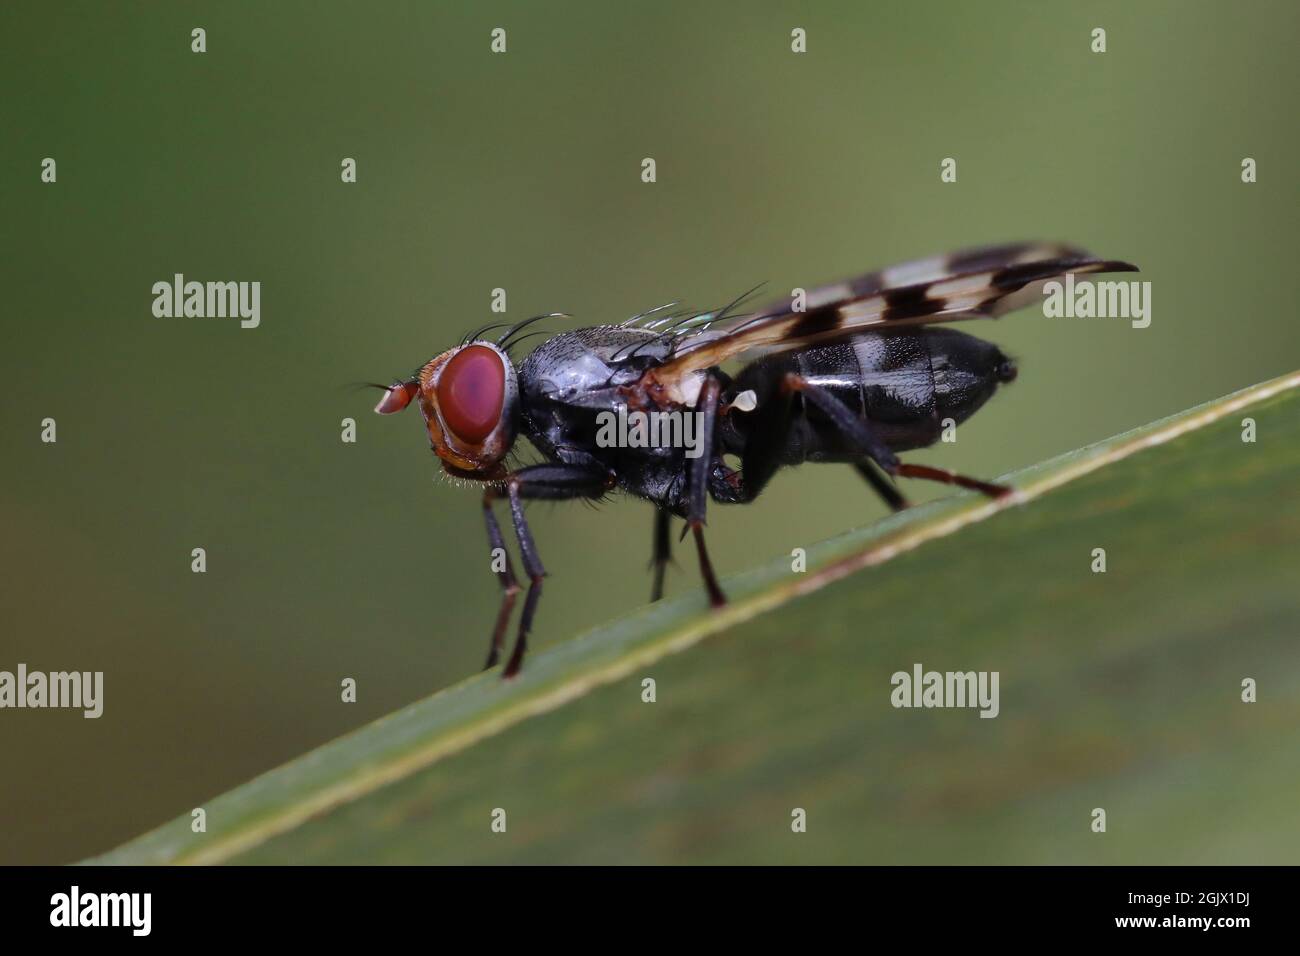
(372, 242, 1138, 676)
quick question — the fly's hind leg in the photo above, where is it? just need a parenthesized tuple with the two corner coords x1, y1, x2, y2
(729, 373, 908, 512)
(891, 462, 1011, 498)
(782, 373, 1012, 501)
(854, 459, 910, 512)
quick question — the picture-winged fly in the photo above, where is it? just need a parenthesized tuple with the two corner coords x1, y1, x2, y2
(372, 242, 1138, 676)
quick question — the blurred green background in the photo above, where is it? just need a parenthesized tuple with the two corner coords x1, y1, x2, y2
(1, 1, 1295, 865)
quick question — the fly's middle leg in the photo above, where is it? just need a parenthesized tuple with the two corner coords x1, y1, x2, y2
(649, 508, 672, 602)
(687, 374, 727, 608)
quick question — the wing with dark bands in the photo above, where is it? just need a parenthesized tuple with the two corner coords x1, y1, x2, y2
(656, 242, 1138, 381)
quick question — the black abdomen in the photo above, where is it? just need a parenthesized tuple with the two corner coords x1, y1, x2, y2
(722, 328, 1013, 462)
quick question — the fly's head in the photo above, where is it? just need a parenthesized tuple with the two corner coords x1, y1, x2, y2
(374, 341, 520, 481)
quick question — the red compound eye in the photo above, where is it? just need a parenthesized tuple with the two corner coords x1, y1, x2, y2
(436, 345, 505, 443)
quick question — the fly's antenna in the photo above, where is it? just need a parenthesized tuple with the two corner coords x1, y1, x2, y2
(353, 377, 420, 414)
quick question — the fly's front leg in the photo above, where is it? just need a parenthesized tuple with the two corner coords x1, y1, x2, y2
(687, 375, 727, 608)
(783, 374, 1011, 500)
(650, 508, 672, 602)
(502, 479, 545, 679)
(486, 463, 612, 678)
(481, 493, 520, 670)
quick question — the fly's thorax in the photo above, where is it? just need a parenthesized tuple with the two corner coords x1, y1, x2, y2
(518, 326, 675, 404)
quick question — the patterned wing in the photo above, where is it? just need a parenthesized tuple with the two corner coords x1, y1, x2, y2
(653, 242, 1138, 383)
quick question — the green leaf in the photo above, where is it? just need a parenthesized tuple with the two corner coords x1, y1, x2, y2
(91, 372, 1300, 864)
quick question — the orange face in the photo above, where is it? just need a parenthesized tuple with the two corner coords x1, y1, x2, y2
(374, 342, 518, 478)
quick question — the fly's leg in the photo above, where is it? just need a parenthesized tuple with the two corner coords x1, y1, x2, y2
(502, 480, 545, 679)
(687, 374, 727, 608)
(650, 508, 672, 602)
(733, 372, 797, 503)
(484, 463, 612, 678)
(481, 493, 520, 669)
(725, 377, 906, 512)
(854, 460, 910, 512)
(783, 374, 1011, 500)
(892, 463, 1011, 498)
